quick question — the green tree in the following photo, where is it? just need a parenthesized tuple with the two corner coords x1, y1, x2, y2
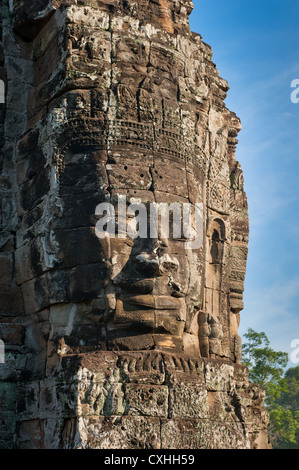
(269, 406, 299, 448)
(270, 366, 299, 448)
(276, 367, 299, 412)
(242, 329, 299, 448)
(242, 328, 289, 405)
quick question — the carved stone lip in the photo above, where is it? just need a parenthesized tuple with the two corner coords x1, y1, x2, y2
(120, 294, 183, 311)
(115, 278, 154, 294)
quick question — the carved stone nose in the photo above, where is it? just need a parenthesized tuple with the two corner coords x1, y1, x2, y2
(135, 252, 179, 276)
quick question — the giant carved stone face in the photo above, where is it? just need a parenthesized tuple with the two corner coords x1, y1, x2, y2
(13, 0, 248, 364)
(55, 132, 205, 356)
(95, 153, 205, 356)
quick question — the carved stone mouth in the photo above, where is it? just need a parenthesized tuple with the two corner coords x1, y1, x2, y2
(120, 294, 183, 311)
(115, 274, 186, 299)
(115, 278, 155, 294)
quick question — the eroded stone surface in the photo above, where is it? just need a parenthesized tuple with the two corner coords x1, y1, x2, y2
(0, 0, 269, 449)
(8, 351, 268, 449)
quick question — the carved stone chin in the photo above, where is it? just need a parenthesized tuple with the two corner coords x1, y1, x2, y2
(0, 0, 269, 449)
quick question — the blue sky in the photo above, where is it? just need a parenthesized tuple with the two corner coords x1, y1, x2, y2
(190, 0, 299, 365)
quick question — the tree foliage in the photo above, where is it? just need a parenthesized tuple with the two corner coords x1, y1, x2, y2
(242, 328, 289, 405)
(242, 329, 299, 448)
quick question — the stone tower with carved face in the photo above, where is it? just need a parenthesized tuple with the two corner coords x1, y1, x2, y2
(0, 0, 269, 449)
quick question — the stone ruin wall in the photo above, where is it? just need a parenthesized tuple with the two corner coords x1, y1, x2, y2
(0, 0, 269, 449)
